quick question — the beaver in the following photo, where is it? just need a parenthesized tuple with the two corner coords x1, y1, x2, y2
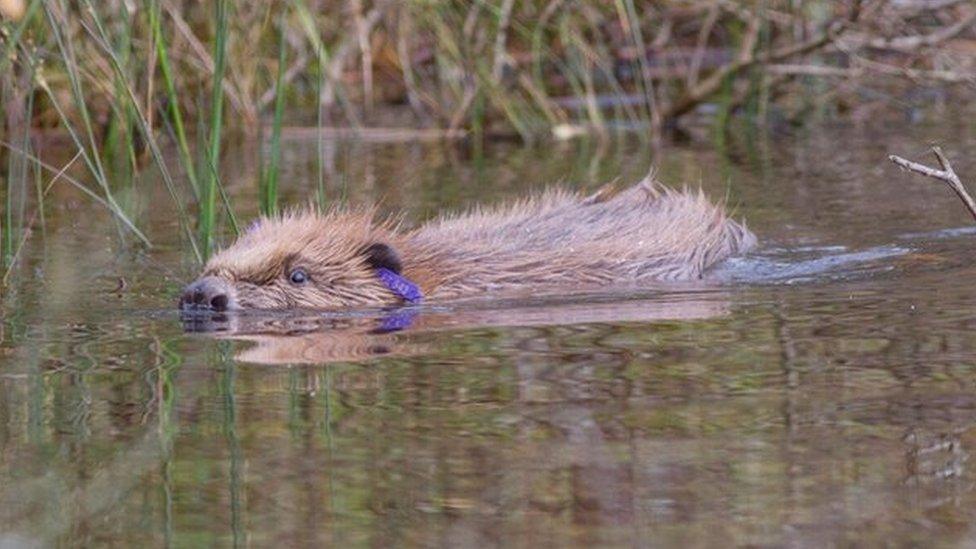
(179, 176, 756, 311)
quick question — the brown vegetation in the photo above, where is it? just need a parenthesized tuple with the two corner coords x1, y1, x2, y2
(3, 1, 976, 140)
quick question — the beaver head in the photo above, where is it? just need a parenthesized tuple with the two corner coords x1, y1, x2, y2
(179, 210, 418, 311)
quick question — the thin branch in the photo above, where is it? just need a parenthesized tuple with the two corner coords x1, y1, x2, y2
(767, 61, 974, 84)
(352, 0, 375, 115)
(853, 55, 975, 84)
(665, 13, 843, 119)
(890, 0, 968, 13)
(687, 2, 720, 89)
(395, 5, 430, 123)
(491, 0, 516, 82)
(867, 8, 976, 52)
(319, 5, 384, 121)
(889, 147, 976, 222)
(256, 51, 310, 111)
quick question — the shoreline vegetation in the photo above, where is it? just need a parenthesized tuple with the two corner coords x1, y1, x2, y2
(0, 0, 974, 277)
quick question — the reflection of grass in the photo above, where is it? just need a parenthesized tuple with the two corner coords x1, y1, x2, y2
(218, 343, 246, 547)
(38, 2, 145, 246)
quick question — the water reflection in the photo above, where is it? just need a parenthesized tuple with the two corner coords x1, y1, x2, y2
(181, 288, 732, 365)
(5, 123, 976, 544)
(5, 277, 976, 545)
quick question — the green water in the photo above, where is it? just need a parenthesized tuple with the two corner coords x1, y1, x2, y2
(4, 122, 976, 546)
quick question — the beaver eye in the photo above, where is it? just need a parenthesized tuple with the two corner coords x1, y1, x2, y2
(288, 267, 309, 285)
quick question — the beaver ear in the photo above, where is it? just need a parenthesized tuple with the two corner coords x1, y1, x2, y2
(362, 242, 403, 275)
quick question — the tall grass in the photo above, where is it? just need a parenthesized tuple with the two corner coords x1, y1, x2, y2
(41, 1, 131, 242)
(82, 0, 203, 261)
(260, 9, 288, 217)
(101, 2, 138, 175)
(148, 0, 199, 200)
(200, 0, 229, 259)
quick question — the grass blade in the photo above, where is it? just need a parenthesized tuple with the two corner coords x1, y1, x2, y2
(261, 9, 288, 217)
(200, 0, 229, 259)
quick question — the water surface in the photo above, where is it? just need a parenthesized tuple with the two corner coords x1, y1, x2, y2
(4, 121, 976, 546)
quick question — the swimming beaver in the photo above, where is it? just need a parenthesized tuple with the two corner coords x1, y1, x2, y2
(179, 176, 755, 311)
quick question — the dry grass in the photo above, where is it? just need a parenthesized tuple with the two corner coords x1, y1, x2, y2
(3, 1, 975, 139)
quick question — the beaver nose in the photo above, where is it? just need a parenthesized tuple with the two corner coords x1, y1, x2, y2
(180, 276, 232, 311)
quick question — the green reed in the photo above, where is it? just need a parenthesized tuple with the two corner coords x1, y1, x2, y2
(82, 0, 202, 261)
(148, 0, 199, 201)
(1, 104, 16, 272)
(291, 0, 325, 210)
(616, 0, 656, 132)
(102, 3, 138, 176)
(41, 1, 134, 243)
(216, 345, 246, 548)
(200, 0, 229, 260)
(260, 9, 288, 217)
(315, 33, 327, 213)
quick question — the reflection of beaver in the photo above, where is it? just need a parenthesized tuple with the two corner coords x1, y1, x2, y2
(187, 291, 733, 364)
(179, 176, 755, 311)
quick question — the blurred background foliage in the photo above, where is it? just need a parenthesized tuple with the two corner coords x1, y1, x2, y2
(0, 0, 974, 268)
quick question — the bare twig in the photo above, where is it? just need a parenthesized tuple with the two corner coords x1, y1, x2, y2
(491, 0, 516, 82)
(866, 8, 976, 52)
(619, 0, 662, 135)
(663, 1, 863, 121)
(396, 5, 430, 123)
(352, 0, 375, 115)
(666, 14, 844, 119)
(766, 63, 860, 77)
(319, 5, 384, 124)
(853, 55, 976, 84)
(889, 147, 976, 222)
(256, 51, 310, 111)
(687, 3, 720, 89)
(890, 0, 969, 13)
(278, 126, 466, 142)
(767, 61, 974, 84)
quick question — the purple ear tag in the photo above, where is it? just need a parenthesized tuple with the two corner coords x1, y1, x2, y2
(376, 268, 423, 304)
(373, 309, 419, 334)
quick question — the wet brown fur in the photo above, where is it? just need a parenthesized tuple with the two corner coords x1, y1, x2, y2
(199, 176, 756, 310)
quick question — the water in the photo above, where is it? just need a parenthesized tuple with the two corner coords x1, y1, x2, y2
(4, 121, 976, 546)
